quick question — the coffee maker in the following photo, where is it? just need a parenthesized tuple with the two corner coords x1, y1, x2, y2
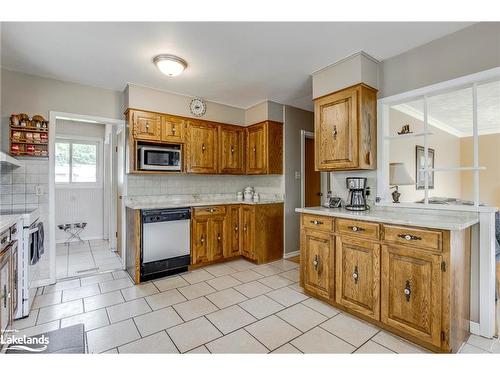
(345, 177, 369, 211)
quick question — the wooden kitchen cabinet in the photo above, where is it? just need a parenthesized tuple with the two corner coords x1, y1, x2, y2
(210, 216, 226, 261)
(186, 121, 218, 173)
(192, 217, 210, 265)
(301, 229, 334, 300)
(314, 84, 377, 171)
(226, 205, 242, 258)
(240, 205, 255, 260)
(161, 115, 186, 143)
(219, 125, 245, 174)
(336, 236, 380, 320)
(381, 244, 443, 347)
(130, 110, 161, 141)
(245, 121, 283, 175)
(192, 206, 227, 265)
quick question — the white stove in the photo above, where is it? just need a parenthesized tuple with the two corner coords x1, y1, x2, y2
(0, 208, 42, 319)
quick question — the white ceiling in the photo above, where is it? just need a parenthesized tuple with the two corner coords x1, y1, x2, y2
(393, 80, 500, 137)
(1, 22, 473, 111)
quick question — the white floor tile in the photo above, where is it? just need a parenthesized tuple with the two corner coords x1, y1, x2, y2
(145, 289, 187, 310)
(292, 327, 355, 353)
(355, 340, 395, 354)
(239, 295, 285, 319)
(258, 275, 295, 289)
(234, 281, 272, 298)
(111, 270, 129, 280)
(44, 279, 81, 294)
(206, 305, 256, 334)
(33, 291, 62, 309)
(80, 273, 113, 286)
(118, 331, 179, 353)
(153, 275, 189, 291)
(204, 263, 237, 277)
(205, 288, 247, 309)
(268, 260, 299, 272)
(320, 313, 379, 347)
(277, 303, 328, 332)
(178, 281, 217, 300)
(279, 269, 300, 282)
(271, 343, 303, 353)
(467, 334, 496, 352)
(107, 298, 152, 323)
(245, 315, 301, 351)
(187, 345, 210, 353)
(37, 299, 84, 324)
(206, 275, 241, 291)
(121, 283, 159, 301)
(223, 259, 256, 272)
(181, 269, 214, 284)
(133, 307, 183, 337)
(459, 343, 490, 353)
(207, 329, 268, 353)
(371, 331, 426, 353)
(252, 264, 282, 277)
(167, 317, 222, 353)
(173, 296, 218, 321)
(86, 319, 141, 353)
(266, 286, 308, 307)
(12, 309, 39, 330)
(231, 269, 264, 283)
(84, 290, 124, 312)
(301, 298, 340, 318)
(14, 321, 60, 339)
(60, 308, 110, 332)
(99, 277, 133, 293)
(62, 284, 100, 302)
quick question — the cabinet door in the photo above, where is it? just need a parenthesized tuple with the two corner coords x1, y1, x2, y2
(131, 110, 161, 141)
(246, 124, 267, 174)
(186, 121, 218, 173)
(210, 217, 226, 262)
(191, 217, 210, 265)
(219, 126, 244, 174)
(161, 115, 185, 143)
(0, 255, 10, 333)
(381, 245, 442, 347)
(301, 229, 334, 299)
(226, 205, 241, 258)
(241, 206, 255, 260)
(336, 237, 380, 319)
(314, 89, 358, 170)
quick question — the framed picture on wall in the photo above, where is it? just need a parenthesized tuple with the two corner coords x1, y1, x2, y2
(415, 145, 435, 190)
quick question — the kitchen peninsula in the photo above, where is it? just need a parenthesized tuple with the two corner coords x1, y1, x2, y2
(295, 205, 479, 353)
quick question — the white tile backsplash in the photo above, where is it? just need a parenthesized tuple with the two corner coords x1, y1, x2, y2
(329, 170, 378, 207)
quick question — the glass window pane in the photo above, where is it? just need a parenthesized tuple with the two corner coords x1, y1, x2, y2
(71, 143, 97, 183)
(477, 79, 500, 208)
(55, 142, 70, 183)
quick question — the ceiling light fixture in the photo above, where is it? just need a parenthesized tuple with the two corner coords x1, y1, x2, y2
(153, 54, 188, 77)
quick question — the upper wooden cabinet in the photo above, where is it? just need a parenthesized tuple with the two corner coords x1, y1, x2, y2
(186, 121, 218, 174)
(131, 110, 161, 141)
(314, 84, 377, 171)
(161, 115, 186, 143)
(219, 125, 245, 174)
(245, 121, 283, 175)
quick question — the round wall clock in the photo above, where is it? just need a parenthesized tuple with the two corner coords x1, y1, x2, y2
(190, 98, 207, 117)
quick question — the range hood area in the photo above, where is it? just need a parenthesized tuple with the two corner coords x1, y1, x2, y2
(0, 151, 24, 168)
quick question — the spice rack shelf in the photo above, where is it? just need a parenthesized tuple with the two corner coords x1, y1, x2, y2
(9, 114, 49, 158)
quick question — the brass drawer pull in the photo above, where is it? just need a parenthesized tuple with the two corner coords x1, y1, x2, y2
(243, 225, 247, 232)
(312, 255, 319, 270)
(310, 220, 324, 226)
(404, 280, 411, 302)
(200, 235, 205, 244)
(230, 146, 235, 154)
(398, 233, 422, 241)
(234, 225, 238, 232)
(217, 234, 221, 242)
(202, 144, 206, 152)
(348, 226, 365, 232)
(332, 126, 337, 139)
(352, 265, 359, 284)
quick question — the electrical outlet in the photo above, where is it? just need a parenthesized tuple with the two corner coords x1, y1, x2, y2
(294, 171, 301, 179)
(35, 185, 43, 196)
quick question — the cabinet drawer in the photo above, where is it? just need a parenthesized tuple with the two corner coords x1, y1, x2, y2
(337, 219, 379, 240)
(302, 214, 334, 232)
(193, 205, 227, 217)
(383, 225, 443, 251)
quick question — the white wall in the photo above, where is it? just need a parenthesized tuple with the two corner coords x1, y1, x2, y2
(54, 119, 106, 243)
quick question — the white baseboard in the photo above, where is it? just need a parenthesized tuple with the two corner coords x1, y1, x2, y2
(469, 321, 481, 336)
(283, 250, 300, 259)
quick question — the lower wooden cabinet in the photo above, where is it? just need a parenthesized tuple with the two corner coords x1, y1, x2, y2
(191, 210, 227, 265)
(192, 217, 210, 265)
(226, 205, 242, 258)
(301, 229, 334, 299)
(336, 236, 380, 320)
(381, 244, 443, 347)
(210, 216, 226, 261)
(240, 205, 255, 260)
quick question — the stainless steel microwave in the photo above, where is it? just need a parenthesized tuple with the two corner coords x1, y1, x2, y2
(138, 145, 181, 171)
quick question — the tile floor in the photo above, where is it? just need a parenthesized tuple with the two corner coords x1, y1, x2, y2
(10, 258, 500, 354)
(56, 239, 122, 280)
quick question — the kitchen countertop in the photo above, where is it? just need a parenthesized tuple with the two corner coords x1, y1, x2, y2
(295, 206, 480, 231)
(125, 196, 284, 210)
(0, 214, 21, 233)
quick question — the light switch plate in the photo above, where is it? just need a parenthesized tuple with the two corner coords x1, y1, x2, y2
(294, 171, 301, 179)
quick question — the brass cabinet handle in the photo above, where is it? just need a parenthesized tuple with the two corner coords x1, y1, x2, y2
(145, 122, 150, 130)
(333, 125, 337, 139)
(230, 145, 235, 154)
(200, 235, 205, 244)
(398, 233, 422, 241)
(217, 233, 221, 242)
(310, 220, 324, 226)
(349, 226, 365, 232)
(202, 144, 206, 152)
(234, 225, 238, 232)
(404, 280, 411, 302)
(243, 225, 247, 232)
(253, 146, 256, 153)
(312, 254, 319, 270)
(352, 265, 359, 284)
(206, 208, 215, 213)
(172, 126, 176, 134)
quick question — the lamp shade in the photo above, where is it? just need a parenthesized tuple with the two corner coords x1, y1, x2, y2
(389, 163, 414, 186)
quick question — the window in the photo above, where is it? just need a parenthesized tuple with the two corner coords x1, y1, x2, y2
(55, 138, 101, 186)
(378, 70, 500, 210)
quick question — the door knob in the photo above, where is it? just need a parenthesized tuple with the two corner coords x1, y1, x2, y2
(404, 280, 411, 302)
(352, 265, 359, 284)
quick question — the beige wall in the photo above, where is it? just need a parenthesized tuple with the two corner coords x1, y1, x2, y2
(461, 134, 500, 209)
(1, 68, 124, 152)
(283, 105, 313, 254)
(245, 100, 283, 125)
(127, 84, 245, 125)
(380, 22, 500, 98)
(389, 108, 462, 202)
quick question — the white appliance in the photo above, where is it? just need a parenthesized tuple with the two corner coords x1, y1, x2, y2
(141, 208, 191, 281)
(138, 145, 181, 171)
(0, 208, 42, 319)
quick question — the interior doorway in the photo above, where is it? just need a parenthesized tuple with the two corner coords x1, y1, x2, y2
(301, 131, 325, 207)
(48, 112, 126, 284)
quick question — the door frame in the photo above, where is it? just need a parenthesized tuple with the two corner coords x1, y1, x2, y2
(300, 130, 327, 208)
(48, 111, 126, 285)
